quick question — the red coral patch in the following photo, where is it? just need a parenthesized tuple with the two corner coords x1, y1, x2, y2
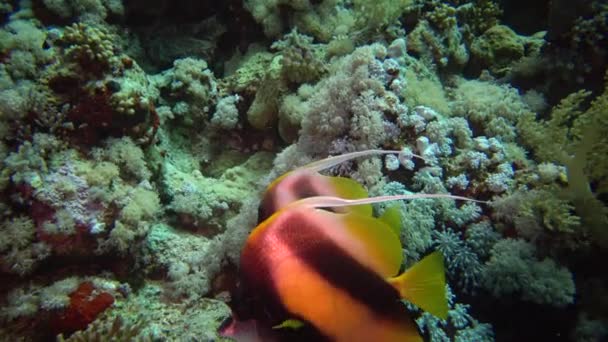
(50, 281, 114, 335)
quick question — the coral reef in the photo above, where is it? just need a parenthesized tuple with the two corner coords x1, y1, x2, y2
(0, 0, 607, 340)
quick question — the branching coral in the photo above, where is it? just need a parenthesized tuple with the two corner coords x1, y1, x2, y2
(155, 57, 218, 124)
(455, 0, 502, 36)
(59, 23, 117, 73)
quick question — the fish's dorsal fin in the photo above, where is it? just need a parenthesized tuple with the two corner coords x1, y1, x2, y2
(298, 149, 426, 173)
(322, 175, 372, 216)
(378, 205, 402, 237)
(291, 194, 487, 210)
(335, 211, 404, 277)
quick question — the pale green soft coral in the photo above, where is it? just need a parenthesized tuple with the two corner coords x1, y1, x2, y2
(450, 78, 531, 141)
(0, 0, 12, 14)
(165, 151, 273, 231)
(41, 0, 124, 20)
(470, 25, 525, 75)
(153, 57, 218, 124)
(518, 74, 608, 246)
(243, 0, 412, 42)
(141, 224, 223, 301)
(244, 0, 350, 41)
(482, 239, 575, 307)
(99, 137, 152, 181)
(2, 133, 64, 190)
(407, 18, 469, 69)
(0, 19, 52, 80)
(401, 59, 451, 115)
(222, 47, 274, 93)
(3, 134, 159, 257)
(0, 216, 50, 276)
(119, 187, 161, 225)
(106, 184, 161, 254)
(491, 188, 582, 248)
(99, 282, 230, 340)
(455, 0, 502, 35)
(351, 0, 413, 34)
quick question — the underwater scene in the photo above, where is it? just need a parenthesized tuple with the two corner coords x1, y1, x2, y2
(0, 0, 607, 341)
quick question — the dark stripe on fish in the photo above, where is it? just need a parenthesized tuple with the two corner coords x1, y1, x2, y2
(239, 221, 331, 341)
(259, 172, 322, 223)
(258, 195, 274, 223)
(240, 238, 289, 323)
(277, 210, 408, 323)
(292, 174, 323, 201)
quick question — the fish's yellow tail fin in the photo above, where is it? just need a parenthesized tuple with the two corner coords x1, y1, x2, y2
(388, 251, 448, 319)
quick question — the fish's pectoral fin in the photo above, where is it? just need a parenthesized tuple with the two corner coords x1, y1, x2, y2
(388, 251, 448, 319)
(272, 318, 305, 330)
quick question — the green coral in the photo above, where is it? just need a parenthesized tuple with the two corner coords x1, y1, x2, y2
(470, 25, 525, 76)
(482, 239, 575, 307)
(455, 0, 502, 36)
(425, 2, 458, 30)
(450, 78, 530, 141)
(274, 29, 327, 84)
(518, 74, 608, 246)
(491, 188, 582, 248)
(0, 216, 50, 276)
(407, 17, 469, 69)
(165, 151, 273, 232)
(352, 0, 413, 34)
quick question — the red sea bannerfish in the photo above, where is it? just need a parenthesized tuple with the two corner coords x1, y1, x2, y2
(220, 150, 482, 342)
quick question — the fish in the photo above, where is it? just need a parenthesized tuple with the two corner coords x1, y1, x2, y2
(220, 150, 484, 341)
(221, 196, 449, 342)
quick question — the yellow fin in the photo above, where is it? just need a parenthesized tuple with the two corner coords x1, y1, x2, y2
(388, 251, 448, 319)
(324, 176, 372, 216)
(272, 319, 305, 330)
(379, 205, 402, 237)
(338, 213, 403, 277)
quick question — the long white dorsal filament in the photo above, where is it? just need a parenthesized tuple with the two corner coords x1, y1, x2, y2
(300, 149, 426, 173)
(293, 194, 487, 210)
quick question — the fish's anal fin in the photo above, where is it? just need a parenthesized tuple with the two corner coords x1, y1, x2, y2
(388, 251, 448, 319)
